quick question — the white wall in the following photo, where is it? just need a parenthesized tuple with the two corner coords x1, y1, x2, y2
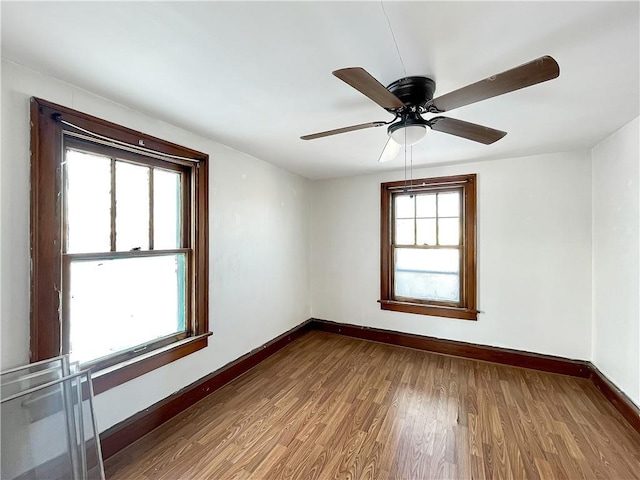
(0, 60, 312, 431)
(311, 151, 593, 360)
(1, 56, 637, 433)
(592, 116, 640, 407)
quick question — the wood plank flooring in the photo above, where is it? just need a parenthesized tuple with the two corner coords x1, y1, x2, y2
(105, 331, 640, 479)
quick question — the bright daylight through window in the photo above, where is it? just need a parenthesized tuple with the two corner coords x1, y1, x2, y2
(65, 149, 186, 364)
(380, 174, 477, 320)
(30, 98, 209, 392)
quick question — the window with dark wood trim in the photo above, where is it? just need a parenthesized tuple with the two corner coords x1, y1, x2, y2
(30, 97, 210, 393)
(380, 174, 477, 320)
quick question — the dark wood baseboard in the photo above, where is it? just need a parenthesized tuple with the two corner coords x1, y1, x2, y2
(100, 319, 314, 459)
(99, 317, 639, 461)
(589, 364, 640, 433)
(311, 318, 590, 377)
(311, 318, 639, 434)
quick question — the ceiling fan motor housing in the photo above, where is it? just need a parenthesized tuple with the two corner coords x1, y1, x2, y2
(385, 76, 436, 110)
(302, 56, 559, 147)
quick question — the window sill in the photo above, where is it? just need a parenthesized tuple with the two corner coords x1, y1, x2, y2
(379, 300, 478, 321)
(90, 332, 212, 395)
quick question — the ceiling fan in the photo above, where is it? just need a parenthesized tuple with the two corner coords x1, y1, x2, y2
(301, 56, 560, 162)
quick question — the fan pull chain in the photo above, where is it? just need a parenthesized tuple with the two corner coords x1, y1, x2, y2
(410, 145, 414, 192)
(403, 121, 408, 192)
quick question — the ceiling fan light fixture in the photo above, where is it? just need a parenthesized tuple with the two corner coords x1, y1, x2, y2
(390, 124, 427, 146)
(302, 56, 560, 154)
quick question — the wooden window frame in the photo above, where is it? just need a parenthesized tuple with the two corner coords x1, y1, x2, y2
(30, 97, 210, 394)
(380, 174, 477, 320)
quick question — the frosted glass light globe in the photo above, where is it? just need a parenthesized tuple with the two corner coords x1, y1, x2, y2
(390, 125, 427, 145)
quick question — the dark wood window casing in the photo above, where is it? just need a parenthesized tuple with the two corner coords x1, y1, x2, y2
(380, 174, 477, 320)
(30, 97, 210, 394)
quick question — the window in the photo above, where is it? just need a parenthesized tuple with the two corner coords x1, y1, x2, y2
(380, 174, 477, 320)
(30, 97, 210, 393)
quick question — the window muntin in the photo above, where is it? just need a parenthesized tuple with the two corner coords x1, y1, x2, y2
(381, 174, 477, 320)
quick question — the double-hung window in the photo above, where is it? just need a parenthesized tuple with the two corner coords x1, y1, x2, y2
(30, 98, 210, 393)
(380, 174, 477, 320)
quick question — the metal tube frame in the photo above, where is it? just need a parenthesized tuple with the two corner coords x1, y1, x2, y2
(1, 364, 106, 479)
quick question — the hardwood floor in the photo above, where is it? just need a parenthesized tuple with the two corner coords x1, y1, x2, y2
(105, 331, 640, 479)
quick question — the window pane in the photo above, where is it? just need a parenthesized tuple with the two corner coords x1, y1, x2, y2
(394, 248, 460, 302)
(68, 254, 186, 365)
(416, 219, 436, 245)
(438, 218, 460, 245)
(65, 150, 111, 253)
(395, 194, 414, 219)
(416, 193, 436, 217)
(154, 169, 181, 249)
(395, 219, 414, 245)
(116, 162, 150, 251)
(438, 191, 460, 217)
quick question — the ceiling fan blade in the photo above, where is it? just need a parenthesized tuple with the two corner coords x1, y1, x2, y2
(428, 56, 559, 113)
(301, 121, 386, 140)
(378, 137, 401, 163)
(429, 117, 507, 144)
(333, 67, 405, 110)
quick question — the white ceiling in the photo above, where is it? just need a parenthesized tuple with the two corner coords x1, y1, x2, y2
(2, 2, 639, 179)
